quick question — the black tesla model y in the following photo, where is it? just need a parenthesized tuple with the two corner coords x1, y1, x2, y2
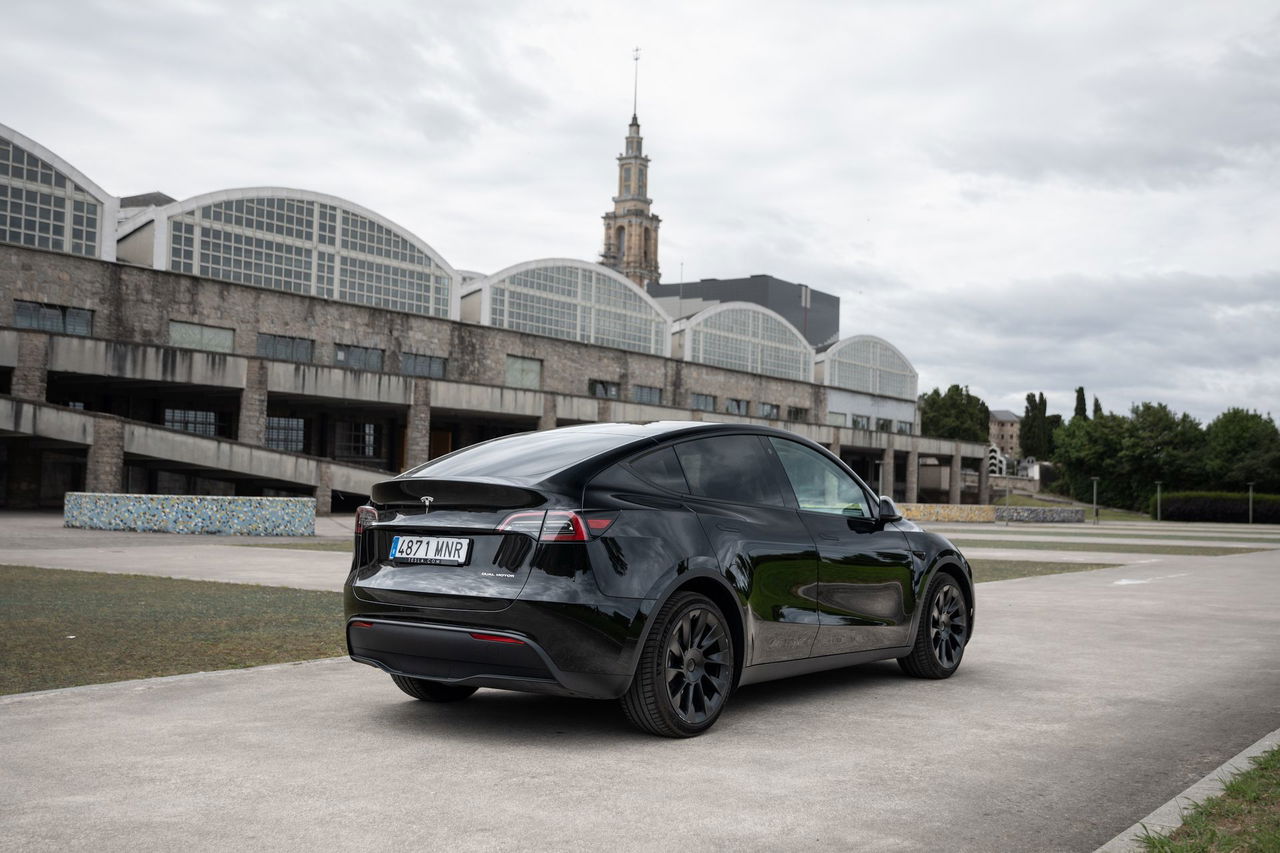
(345, 421, 974, 737)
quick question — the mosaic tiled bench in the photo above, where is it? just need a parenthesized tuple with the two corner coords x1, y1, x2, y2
(899, 503, 1084, 523)
(64, 492, 316, 536)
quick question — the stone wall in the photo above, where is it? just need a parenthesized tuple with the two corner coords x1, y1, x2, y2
(64, 492, 315, 535)
(900, 503, 1085, 523)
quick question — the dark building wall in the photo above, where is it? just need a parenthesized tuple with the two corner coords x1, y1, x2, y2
(646, 274, 840, 348)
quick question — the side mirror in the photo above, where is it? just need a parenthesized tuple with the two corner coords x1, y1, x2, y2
(878, 496, 902, 522)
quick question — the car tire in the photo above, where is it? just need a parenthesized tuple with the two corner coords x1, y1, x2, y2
(898, 572, 969, 679)
(390, 674, 478, 702)
(621, 591, 736, 738)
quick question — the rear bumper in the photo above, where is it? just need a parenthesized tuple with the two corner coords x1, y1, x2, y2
(346, 617, 634, 699)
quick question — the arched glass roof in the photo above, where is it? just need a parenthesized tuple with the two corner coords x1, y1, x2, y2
(468, 259, 672, 356)
(676, 302, 813, 381)
(123, 187, 457, 319)
(0, 123, 118, 261)
(818, 335, 918, 400)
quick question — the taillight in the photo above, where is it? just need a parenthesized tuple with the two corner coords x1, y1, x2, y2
(497, 510, 614, 542)
(498, 511, 547, 536)
(354, 506, 378, 534)
(540, 510, 587, 542)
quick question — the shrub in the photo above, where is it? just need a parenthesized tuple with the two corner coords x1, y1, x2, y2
(1152, 491, 1280, 523)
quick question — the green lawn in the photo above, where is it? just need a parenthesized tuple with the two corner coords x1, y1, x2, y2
(0, 565, 346, 695)
(1140, 744, 1280, 851)
(956, 529, 1280, 545)
(942, 539, 1265, 557)
(967, 559, 1119, 583)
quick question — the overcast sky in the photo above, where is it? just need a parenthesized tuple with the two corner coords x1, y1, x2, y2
(3, 0, 1277, 422)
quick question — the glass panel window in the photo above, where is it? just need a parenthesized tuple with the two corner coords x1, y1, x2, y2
(401, 352, 446, 379)
(690, 393, 716, 412)
(673, 435, 782, 506)
(588, 379, 620, 399)
(334, 343, 384, 372)
(628, 446, 689, 493)
(164, 408, 219, 437)
(256, 333, 313, 363)
(169, 320, 234, 353)
(758, 403, 780, 420)
(13, 300, 93, 336)
(876, 417, 893, 432)
(724, 398, 749, 416)
(769, 438, 873, 519)
(265, 416, 305, 452)
(787, 406, 809, 422)
(506, 355, 542, 389)
(335, 421, 382, 459)
(632, 384, 663, 405)
(827, 412, 847, 427)
(896, 420, 914, 435)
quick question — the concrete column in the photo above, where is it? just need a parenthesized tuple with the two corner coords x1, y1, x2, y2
(827, 440, 841, 460)
(314, 462, 332, 515)
(12, 332, 49, 401)
(404, 378, 432, 467)
(880, 443, 895, 498)
(237, 358, 268, 446)
(905, 449, 919, 503)
(597, 399, 613, 424)
(5, 440, 42, 508)
(538, 394, 557, 431)
(85, 416, 124, 493)
(978, 460, 991, 505)
(949, 442, 962, 505)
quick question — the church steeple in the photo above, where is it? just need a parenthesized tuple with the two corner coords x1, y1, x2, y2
(601, 50, 660, 285)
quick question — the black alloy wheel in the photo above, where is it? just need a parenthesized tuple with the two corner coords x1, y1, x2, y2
(390, 674, 478, 702)
(622, 591, 736, 737)
(898, 573, 969, 679)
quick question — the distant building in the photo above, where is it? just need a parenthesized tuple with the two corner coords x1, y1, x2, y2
(599, 115, 660, 286)
(647, 274, 839, 349)
(989, 409, 1021, 459)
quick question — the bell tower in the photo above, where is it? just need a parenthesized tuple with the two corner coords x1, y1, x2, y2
(601, 49, 661, 286)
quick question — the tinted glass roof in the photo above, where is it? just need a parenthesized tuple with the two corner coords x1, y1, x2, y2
(404, 428, 654, 481)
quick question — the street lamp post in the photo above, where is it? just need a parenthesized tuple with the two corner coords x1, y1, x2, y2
(1248, 481, 1255, 524)
(1091, 476, 1100, 526)
(1155, 481, 1162, 522)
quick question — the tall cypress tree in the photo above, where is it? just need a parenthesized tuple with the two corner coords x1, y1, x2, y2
(1074, 387, 1088, 422)
(1093, 396, 1103, 419)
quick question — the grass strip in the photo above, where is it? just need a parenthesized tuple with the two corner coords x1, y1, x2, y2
(967, 559, 1119, 583)
(940, 540, 1265, 557)
(1140, 744, 1280, 851)
(0, 565, 345, 696)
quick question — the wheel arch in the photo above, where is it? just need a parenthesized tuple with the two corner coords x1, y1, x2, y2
(635, 571, 748, 690)
(927, 557, 976, 637)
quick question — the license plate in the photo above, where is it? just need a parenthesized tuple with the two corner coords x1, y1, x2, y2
(388, 535, 471, 565)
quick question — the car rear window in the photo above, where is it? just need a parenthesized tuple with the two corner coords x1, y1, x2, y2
(672, 435, 782, 506)
(628, 446, 690, 493)
(406, 431, 642, 480)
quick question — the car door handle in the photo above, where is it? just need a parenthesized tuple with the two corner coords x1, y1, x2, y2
(716, 523, 744, 533)
(818, 533, 840, 541)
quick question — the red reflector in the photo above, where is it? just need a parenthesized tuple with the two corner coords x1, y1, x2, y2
(586, 517, 615, 532)
(351, 621, 374, 629)
(468, 632, 525, 645)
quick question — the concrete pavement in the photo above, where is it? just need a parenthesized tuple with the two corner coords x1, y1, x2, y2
(2, 547, 1278, 851)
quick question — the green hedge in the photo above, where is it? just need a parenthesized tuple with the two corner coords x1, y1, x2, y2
(1151, 491, 1280, 523)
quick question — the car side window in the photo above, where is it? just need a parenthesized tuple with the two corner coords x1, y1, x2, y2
(673, 435, 783, 506)
(628, 445, 690, 493)
(768, 438, 873, 519)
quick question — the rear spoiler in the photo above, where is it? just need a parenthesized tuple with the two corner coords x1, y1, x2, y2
(370, 477, 546, 511)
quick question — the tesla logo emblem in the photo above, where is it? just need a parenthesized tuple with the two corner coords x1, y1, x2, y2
(420, 496, 433, 512)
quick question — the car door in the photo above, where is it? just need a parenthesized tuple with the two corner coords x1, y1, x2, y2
(767, 437, 917, 656)
(671, 434, 820, 665)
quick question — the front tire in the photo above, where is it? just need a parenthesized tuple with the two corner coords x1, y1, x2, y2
(390, 674, 478, 702)
(898, 573, 969, 679)
(621, 591, 736, 738)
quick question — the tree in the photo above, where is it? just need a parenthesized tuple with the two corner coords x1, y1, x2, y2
(1204, 409, 1280, 492)
(918, 385, 991, 442)
(1073, 387, 1088, 422)
(1092, 396, 1103, 419)
(1020, 392, 1054, 459)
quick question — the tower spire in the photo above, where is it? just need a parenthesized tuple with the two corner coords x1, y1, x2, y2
(632, 46, 641, 118)
(601, 49, 660, 286)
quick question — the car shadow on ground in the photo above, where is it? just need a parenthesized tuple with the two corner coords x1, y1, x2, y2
(366, 659, 915, 743)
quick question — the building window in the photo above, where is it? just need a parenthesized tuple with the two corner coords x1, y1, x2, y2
(896, 420, 914, 435)
(506, 355, 542, 389)
(691, 393, 716, 412)
(589, 379, 620, 399)
(256, 333, 313, 363)
(850, 415, 870, 430)
(334, 343, 384, 372)
(828, 412, 847, 427)
(758, 402, 780, 420)
(265, 416, 305, 452)
(164, 408, 219, 437)
(787, 406, 809, 423)
(724, 398, 749, 416)
(876, 417, 893, 432)
(335, 421, 381, 459)
(169, 320, 234, 353)
(401, 352, 446, 379)
(13, 300, 93, 336)
(632, 384, 663, 405)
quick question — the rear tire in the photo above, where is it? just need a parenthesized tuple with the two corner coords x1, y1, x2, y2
(621, 591, 736, 738)
(898, 572, 969, 679)
(390, 674, 478, 702)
